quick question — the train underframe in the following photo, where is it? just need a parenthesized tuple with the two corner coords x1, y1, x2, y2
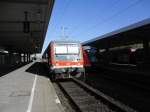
(50, 67, 85, 81)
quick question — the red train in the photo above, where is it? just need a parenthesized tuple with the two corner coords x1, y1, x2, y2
(42, 41, 85, 80)
(82, 46, 99, 70)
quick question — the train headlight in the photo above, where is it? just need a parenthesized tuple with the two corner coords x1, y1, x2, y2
(56, 63, 59, 66)
(78, 63, 81, 65)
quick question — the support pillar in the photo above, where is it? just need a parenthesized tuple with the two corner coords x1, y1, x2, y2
(27, 54, 28, 62)
(8, 52, 13, 64)
(25, 54, 27, 62)
(19, 53, 22, 63)
(104, 47, 110, 65)
(29, 54, 31, 62)
(21, 54, 23, 63)
(27, 54, 30, 62)
(23, 53, 26, 62)
(138, 38, 150, 70)
(143, 39, 150, 64)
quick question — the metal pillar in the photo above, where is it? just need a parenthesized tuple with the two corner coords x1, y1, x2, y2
(104, 47, 110, 64)
(27, 54, 28, 62)
(26, 54, 28, 62)
(143, 39, 150, 64)
(27, 54, 30, 62)
(29, 54, 31, 62)
(21, 54, 23, 63)
(23, 53, 26, 62)
(19, 53, 22, 63)
(137, 38, 150, 70)
(9, 52, 13, 64)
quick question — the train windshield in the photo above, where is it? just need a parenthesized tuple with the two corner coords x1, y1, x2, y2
(54, 44, 81, 61)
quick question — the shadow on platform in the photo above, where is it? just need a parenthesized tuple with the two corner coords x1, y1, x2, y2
(0, 62, 30, 77)
(25, 62, 49, 77)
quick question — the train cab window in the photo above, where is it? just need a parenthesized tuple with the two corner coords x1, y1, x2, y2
(54, 44, 81, 61)
(68, 46, 79, 54)
(55, 46, 67, 54)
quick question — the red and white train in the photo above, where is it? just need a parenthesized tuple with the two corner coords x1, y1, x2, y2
(42, 41, 85, 80)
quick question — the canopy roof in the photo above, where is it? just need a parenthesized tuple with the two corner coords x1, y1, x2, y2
(0, 0, 54, 53)
(83, 18, 150, 49)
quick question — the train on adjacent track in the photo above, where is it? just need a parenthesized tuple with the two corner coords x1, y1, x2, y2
(105, 47, 144, 65)
(83, 45, 147, 69)
(42, 41, 85, 81)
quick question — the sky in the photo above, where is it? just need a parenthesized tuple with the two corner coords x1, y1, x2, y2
(42, 0, 150, 53)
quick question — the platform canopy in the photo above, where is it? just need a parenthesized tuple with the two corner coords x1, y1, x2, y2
(0, 0, 54, 53)
(83, 18, 150, 49)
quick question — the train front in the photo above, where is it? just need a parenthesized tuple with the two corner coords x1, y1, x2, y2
(51, 41, 85, 80)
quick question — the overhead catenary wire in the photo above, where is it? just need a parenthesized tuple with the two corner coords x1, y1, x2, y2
(71, 0, 142, 38)
(49, 0, 71, 39)
(68, 0, 122, 36)
(58, 0, 71, 28)
(41, 0, 71, 53)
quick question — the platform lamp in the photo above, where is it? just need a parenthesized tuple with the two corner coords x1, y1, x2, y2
(23, 11, 30, 33)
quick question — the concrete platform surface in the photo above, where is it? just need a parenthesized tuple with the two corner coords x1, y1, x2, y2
(0, 62, 63, 112)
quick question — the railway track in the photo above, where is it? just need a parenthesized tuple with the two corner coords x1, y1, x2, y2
(57, 78, 136, 112)
(99, 73, 150, 92)
(90, 65, 150, 92)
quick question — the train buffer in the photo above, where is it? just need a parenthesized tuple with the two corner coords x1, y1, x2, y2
(0, 62, 64, 112)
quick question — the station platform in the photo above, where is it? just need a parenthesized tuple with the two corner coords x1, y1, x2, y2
(0, 62, 64, 112)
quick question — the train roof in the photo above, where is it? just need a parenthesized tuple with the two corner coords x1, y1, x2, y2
(83, 18, 150, 49)
(42, 40, 81, 57)
(51, 40, 81, 44)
